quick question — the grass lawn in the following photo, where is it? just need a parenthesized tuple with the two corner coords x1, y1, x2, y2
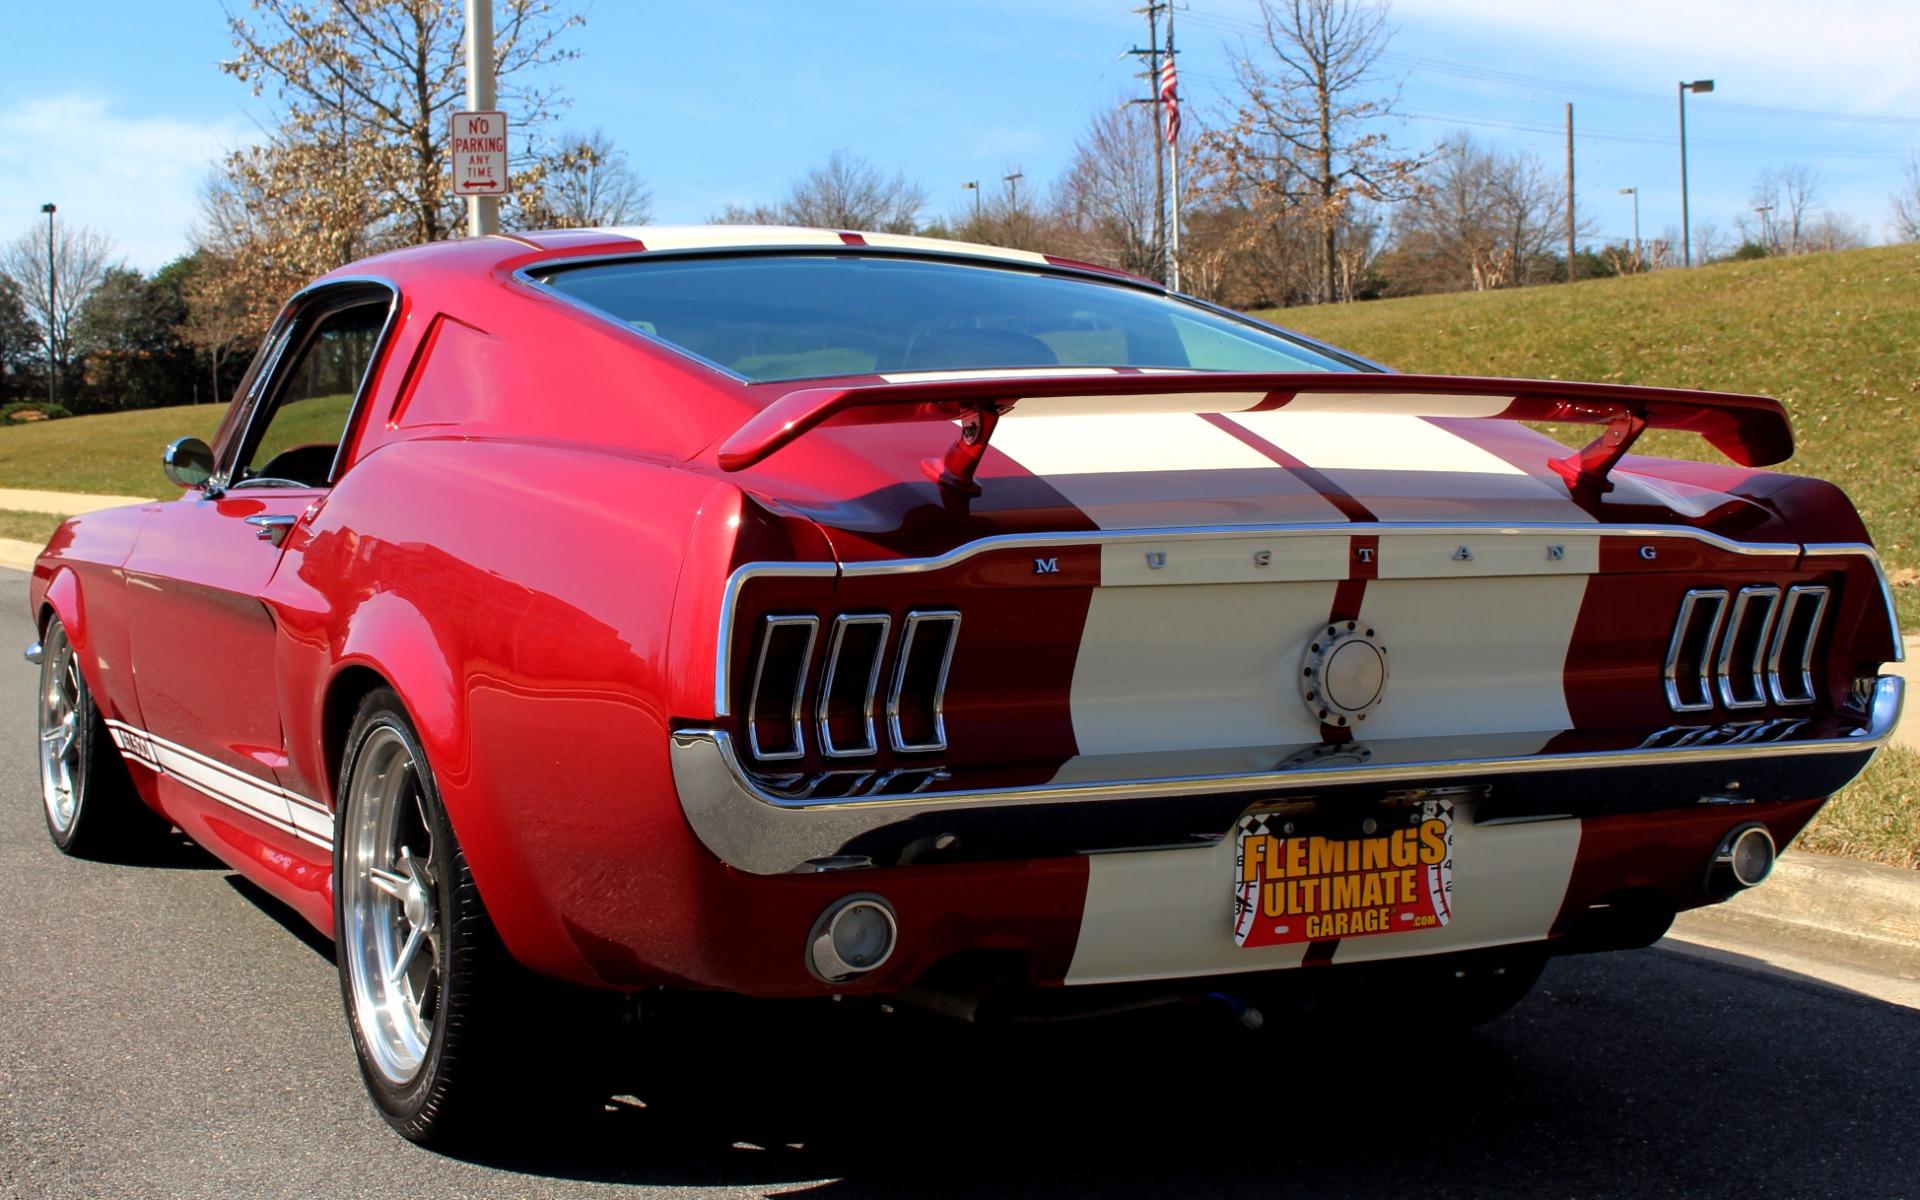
(0, 406, 223, 499)
(1797, 746, 1920, 870)
(1269, 243, 1920, 631)
(0, 509, 65, 545)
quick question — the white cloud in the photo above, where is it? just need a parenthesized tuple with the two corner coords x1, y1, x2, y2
(1388, 0, 1920, 111)
(0, 94, 259, 271)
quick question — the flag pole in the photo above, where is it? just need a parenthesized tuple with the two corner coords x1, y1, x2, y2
(1165, 7, 1182, 292)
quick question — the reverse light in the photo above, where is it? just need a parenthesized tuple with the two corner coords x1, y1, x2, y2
(807, 894, 898, 982)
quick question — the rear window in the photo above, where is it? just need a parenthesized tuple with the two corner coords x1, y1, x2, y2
(536, 254, 1349, 382)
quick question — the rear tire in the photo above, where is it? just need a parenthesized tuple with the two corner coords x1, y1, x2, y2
(333, 688, 612, 1147)
(37, 614, 169, 859)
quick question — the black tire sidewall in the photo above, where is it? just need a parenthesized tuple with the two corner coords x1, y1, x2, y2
(332, 689, 459, 1133)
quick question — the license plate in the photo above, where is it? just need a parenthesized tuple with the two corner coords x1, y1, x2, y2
(1233, 800, 1455, 948)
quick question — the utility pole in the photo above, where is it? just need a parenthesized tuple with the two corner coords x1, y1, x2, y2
(1165, 6, 1182, 291)
(1002, 171, 1023, 207)
(1678, 79, 1714, 267)
(39, 203, 55, 408)
(465, 0, 499, 237)
(1126, 2, 1169, 278)
(1565, 103, 1576, 284)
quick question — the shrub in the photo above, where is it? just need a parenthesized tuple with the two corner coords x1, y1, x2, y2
(2, 401, 73, 422)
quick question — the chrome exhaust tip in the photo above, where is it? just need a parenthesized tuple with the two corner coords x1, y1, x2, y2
(1708, 823, 1776, 895)
(807, 894, 897, 983)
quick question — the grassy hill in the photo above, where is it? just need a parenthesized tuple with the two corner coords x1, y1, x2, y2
(1267, 243, 1920, 631)
(0, 405, 223, 499)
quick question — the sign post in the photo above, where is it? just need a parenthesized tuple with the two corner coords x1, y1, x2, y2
(461, 0, 501, 236)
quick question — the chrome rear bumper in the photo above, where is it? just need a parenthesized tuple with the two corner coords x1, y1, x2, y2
(669, 675, 1903, 875)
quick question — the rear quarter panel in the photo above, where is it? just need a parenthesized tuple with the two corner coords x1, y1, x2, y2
(264, 437, 733, 980)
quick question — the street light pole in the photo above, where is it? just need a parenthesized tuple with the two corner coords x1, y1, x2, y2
(962, 181, 980, 228)
(1678, 79, 1714, 268)
(39, 203, 55, 408)
(1617, 186, 1640, 266)
(465, 0, 499, 237)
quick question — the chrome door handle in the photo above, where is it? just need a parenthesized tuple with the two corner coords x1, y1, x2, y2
(245, 514, 299, 544)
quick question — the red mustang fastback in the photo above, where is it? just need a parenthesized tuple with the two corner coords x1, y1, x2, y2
(27, 227, 1903, 1145)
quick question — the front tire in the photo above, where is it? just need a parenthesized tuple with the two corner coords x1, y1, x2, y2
(37, 614, 167, 858)
(333, 688, 609, 1146)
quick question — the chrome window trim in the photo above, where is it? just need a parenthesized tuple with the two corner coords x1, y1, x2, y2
(216, 275, 403, 492)
(1716, 585, 1782, 710)
(668, 675, 1903, 875)
(887, 610, 960, 754)
(1663, 588, 1728, 713)
(1767, 585, 1831, 706)
(712, 523, 1896, 717)
(745, 615, 818, 762)
(816, 614, 891, 759)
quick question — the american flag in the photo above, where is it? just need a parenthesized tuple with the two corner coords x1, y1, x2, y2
(1159, 54, 1180, 144)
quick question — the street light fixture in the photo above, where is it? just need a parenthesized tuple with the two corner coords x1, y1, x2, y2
(1678, 79, 1714, 268)
(1617, 186, 1640, 266)
(39, 203, 55, 408)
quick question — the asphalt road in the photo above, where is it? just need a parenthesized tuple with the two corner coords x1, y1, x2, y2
(2, 564, 1917, 1200)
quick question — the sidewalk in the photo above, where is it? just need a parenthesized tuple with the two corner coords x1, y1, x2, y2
(1891, 638, 1918, 751)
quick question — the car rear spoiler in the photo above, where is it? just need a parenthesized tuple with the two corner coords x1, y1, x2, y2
(715, 372, 1793, 496)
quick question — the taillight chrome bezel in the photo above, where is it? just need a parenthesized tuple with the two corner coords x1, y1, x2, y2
(816, 614, 892, 759)
(1664, 589, 1729, 713)
(1767, 585, 1831, 706)
(1715, 585, 1782, 710)
(746, 614, 818, 761)
(887, 610, 960, 754)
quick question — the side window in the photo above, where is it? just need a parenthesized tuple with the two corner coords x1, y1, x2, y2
(231, 299, 389, 488)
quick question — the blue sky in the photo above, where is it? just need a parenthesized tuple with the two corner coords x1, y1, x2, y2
(3, 0, 1916, 270)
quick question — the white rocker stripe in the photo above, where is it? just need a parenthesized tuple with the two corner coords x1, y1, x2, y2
(103, 719, 332, 851)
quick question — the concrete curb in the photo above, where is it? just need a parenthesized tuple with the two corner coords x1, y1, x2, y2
(1891, 637, 1917, 751)
(0, 539, 39, 573)
(1670, 850, 1920, 981)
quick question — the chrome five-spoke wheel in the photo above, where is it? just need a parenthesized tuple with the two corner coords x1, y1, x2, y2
(38, 623, 85, 837)
(342, 724, 443, 1086)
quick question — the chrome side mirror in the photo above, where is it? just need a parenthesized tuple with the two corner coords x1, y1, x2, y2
(163, 437, 216, 489)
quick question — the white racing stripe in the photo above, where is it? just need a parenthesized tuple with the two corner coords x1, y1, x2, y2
(1066, 803, 1581, 984)
(104, 719, 332, 850)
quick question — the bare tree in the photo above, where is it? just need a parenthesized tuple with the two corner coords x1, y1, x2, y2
(1891, 153, 1920, 243)
(1204, 0, 1425, 303)
(176, 251, 258, 403)
(1739, 165, 1821, 255)
(1389, 134, 1567, 292)
(532, 129, 652, 227)
(718, 152, 928, 234)
(0, 220, 116, 400)
(220, 0, 585, 246)
(1051, 101, 1162, 277)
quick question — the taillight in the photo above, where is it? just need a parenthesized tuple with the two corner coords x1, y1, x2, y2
(746, 615, 817, 760)
(1664, 582, 1831, 715)
(818, 615, 890, 758)
(887, 610, 960, 754)
(740, 608, 960, 763)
